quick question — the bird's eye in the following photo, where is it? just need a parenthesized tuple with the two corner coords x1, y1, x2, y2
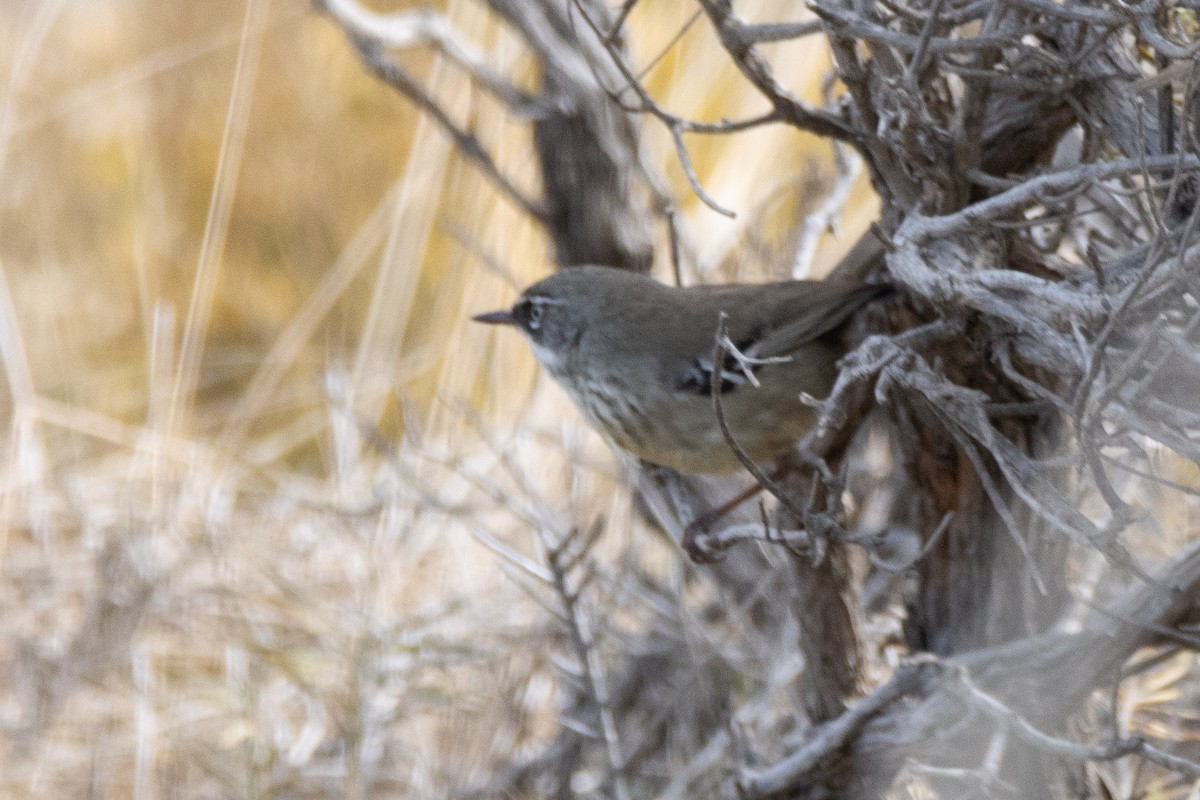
(526, 302, 544, 330)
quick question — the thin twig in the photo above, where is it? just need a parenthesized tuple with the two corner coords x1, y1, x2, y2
(710, 314, 817, 535)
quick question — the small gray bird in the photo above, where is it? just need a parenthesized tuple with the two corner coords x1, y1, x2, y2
(473, 265, 891, 475)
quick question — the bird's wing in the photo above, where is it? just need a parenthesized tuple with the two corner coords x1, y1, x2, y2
(670, 281, 892, 396)
(748, 282, 892, 360)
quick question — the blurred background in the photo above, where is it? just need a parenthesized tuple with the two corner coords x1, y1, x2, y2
(0, 0, 883, 796)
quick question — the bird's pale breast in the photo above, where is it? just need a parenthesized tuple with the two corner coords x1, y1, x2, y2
(551, 352, 832, 473)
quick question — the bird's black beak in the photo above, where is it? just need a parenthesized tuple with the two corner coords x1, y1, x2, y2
(472, 308, 517, 326)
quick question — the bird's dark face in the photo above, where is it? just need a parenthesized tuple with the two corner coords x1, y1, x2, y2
(472, 290, 584, 371)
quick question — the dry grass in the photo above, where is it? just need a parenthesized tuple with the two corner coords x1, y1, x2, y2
(1, 1, 1195, 798)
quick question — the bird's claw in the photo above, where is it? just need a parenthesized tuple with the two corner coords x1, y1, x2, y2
(682, 519, 727, 564)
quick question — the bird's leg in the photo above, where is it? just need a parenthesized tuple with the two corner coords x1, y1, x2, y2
(682, 466, 789, 562)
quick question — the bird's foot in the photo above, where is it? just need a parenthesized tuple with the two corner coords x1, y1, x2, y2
(682, 514, 727, 563)
(679, 477, 775, 563)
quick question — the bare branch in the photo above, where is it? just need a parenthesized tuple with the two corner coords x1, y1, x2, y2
(738, 667, 923, 797)
(901, 156, 1200, 243)
(739, 19, 823, 43)
(318, 0, 543, 113)
(696, 0, 855, 140)
(317, 0, 549, 220)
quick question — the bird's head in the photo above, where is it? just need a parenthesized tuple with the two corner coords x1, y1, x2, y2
(472, 268, 611, 371)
